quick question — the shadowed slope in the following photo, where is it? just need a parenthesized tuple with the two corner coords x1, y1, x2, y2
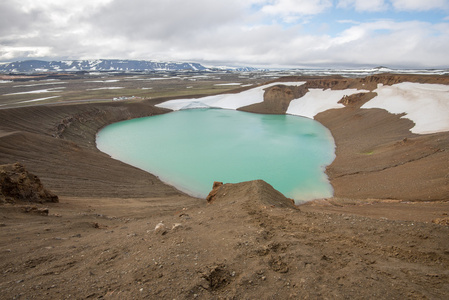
(0, 101, 199, 199)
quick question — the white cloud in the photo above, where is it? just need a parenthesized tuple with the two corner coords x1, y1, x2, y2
(326, 20, 449, 67)
(18, 0, 113, 15)
(337, 0, 388, 12)
(337, 19, 362, 24)
(261, 0, 333, 22)
(0, 46, 52, 60)
(0, 1, 43, 36)
(391, 0, 449, 11)
(89, 0, 246, 40)
(0, 0, 448, 68)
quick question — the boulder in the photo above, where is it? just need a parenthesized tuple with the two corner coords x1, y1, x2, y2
(154, 222, 167, 235)
(0, 163, 58, 204)
(206, 181, 223, 203)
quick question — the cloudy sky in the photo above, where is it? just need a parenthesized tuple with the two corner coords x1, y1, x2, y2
(1, 0, 449, 68)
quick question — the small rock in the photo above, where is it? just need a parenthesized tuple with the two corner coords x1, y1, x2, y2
(22, 206, 49, 216)
(172, 223, 183, 230)
(154, 222, 167, 235)
(432, 218, 449, 226)
(179, 213, 191, 220)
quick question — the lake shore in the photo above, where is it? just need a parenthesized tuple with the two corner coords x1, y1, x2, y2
(1, 74, 448, 298)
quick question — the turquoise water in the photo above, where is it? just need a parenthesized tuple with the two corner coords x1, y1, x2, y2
(96, 109, 335, 202)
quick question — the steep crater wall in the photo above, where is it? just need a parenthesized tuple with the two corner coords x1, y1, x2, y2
(1, 74, 448, 201)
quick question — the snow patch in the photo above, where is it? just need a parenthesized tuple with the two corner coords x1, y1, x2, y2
(214, 83, 242, 86)
(18, 96, 61, 103)
(287, 89, 367, 119)
(86, 87, 124, 91)
(4, 87, 65, 96)
(86, 80, 120, 83)
(362, 83, 449, 134)
(14, 82, 67, 88)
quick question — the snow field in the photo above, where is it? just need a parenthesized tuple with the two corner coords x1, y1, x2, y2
(362, 83, 449, 134)
(286, 88, 368, 119)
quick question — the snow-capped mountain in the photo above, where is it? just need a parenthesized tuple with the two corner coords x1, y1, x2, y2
(208, 66, 264, 72)
(0, 59, 208, 73)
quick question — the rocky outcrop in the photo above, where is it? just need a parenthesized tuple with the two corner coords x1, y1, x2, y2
(265, 74, 449, 94)
(361, 74, 449, 86)
(305, 78, 359, 90)
(238, 84, 308, 114)
(263, 84, 308, 113)
(338, 92, 377, 107)
(207, 180, 296, 209)
(206, 181, 223, 203)
(0, 163, 58, 204)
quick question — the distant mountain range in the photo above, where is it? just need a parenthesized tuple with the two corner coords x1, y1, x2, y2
(0, 59, 260, 73)
(2, 59, 445, 76)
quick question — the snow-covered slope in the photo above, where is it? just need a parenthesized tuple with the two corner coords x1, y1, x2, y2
(286, 88, 368, 119)
(361, 83, 449, 134)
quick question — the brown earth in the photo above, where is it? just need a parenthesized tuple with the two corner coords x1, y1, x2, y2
(0, 74, 449, 299)
(0, 162, 58, 204)
(239, 84, 308, 114)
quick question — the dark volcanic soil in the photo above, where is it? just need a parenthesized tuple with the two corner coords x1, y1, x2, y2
(1, 74, 449, 299)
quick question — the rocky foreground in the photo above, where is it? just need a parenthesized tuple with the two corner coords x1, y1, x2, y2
(0, 74, 448, 299)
